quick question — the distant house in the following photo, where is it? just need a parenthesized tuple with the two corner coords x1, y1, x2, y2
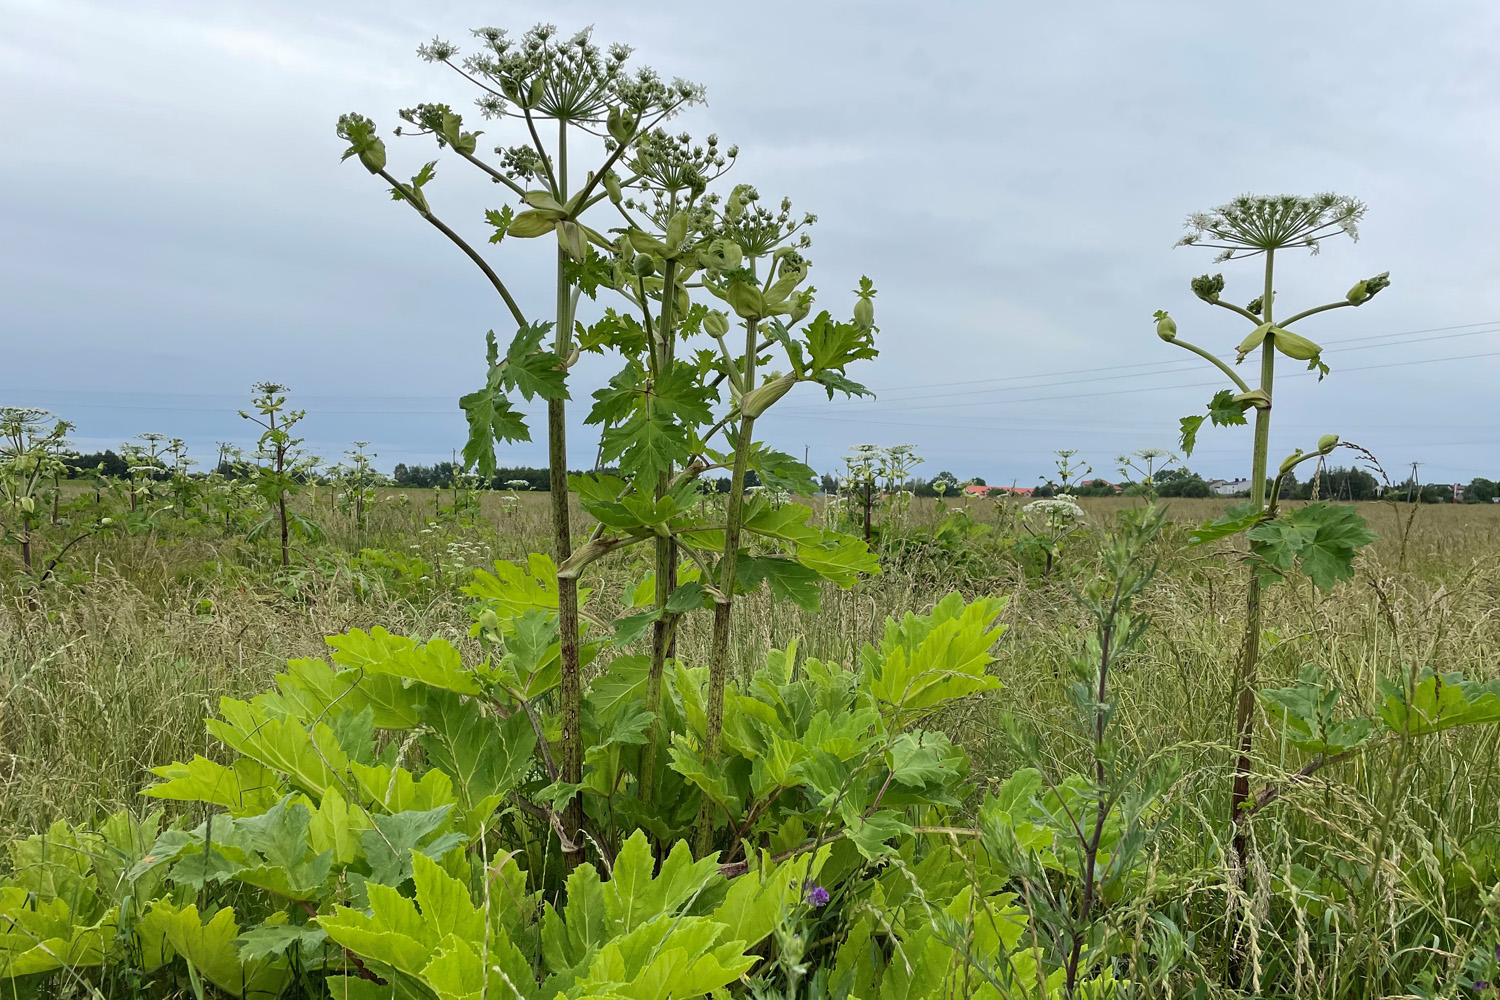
(1080, 479, 1122, 494)
(992, 486, 1034, 497)
(1207, 478, 1250, 496)
(963, 484, 993, 497)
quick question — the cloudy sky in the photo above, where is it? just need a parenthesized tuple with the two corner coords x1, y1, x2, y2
(4, 0, 1499, 486)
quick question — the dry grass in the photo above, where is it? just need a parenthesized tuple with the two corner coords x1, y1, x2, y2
(3, 489, 1498, 994)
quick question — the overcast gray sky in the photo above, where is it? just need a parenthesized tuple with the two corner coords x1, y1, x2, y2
(4, 0, 1498, 485)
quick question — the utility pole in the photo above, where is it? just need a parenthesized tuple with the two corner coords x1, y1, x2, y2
(1407, 461, 1421, 503)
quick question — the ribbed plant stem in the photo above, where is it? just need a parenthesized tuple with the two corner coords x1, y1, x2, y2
(694, 316, 759, 857)
(551, 121, 585, 869)
(1230, 249, 1276, 861)
(642, 258, 680, 806)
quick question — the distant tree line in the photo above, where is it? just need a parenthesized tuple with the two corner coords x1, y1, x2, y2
(60, 451, 1497, 504)
(391, 463, 760, 493)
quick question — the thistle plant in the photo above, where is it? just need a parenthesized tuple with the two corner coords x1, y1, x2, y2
(1153, 193, 1388, 856)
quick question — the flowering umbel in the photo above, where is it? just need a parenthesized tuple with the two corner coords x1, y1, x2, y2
(1178, 193, 1366, 262)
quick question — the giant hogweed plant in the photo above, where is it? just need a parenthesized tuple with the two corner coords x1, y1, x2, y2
(337, 24, 712, 864)
(239, 383, 323, 569)
(337, 23, 881, 865)
(0, 407, 112, 590)
(1151, 194, 1390, 853)
(0, 592, 1015, 998)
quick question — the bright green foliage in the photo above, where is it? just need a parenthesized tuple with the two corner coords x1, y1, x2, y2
(1379, 669, 1500, 736)
(1186, 501, 1262, 546)
(460, 325, 570, 478)
(1188, 499, 1378, 593)
(588, 359, 718, 485)
(661, 600, 998, 858)
(139, 903, 292, 998)
(829, 839, 1070, 999)
(862, 593, 1007, 717)
(1259, 667, 1373, 755)
(320, 840, 760, 1000)
(1246, 501, 1379, 591)
(0, 814, 160, 978)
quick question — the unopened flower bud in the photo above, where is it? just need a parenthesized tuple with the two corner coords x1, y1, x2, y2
(632, 254, 656, 278)
(853, 297, 874, 329)
(1153, 310, 1177, 341)
(741, 373, 797, 418)
(1346, 271, 1390, 306)
(727, 281, 765, 320)
(704, 310, 730, 337)
(1317, 433, 1339, 454)
(358, 139, 386, 174)
(665, 211, 689, 250)
(1237, 322, 1272, 358)
(606, 106, 633, 144)
(1190, 273, 1224, 303)
(1270, 327, 1323, 362)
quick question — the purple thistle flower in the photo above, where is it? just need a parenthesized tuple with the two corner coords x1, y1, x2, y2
(1473, 982, 1492, 992)
(804, 884, 830, 907)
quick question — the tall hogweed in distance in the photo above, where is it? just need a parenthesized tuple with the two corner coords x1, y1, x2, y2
(1153, 193, 1389, 856)
(240, 383, 321, 568)
(336, 23, 881, 864)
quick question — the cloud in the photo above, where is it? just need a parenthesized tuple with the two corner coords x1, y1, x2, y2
(3, 0, 1498, 483)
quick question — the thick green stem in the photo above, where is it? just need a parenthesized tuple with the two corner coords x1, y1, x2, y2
(1230, 249, 1275, 860)
(550, 122, 585, 869)
(694, 317, 759, 856)
(642, 257, 681, 806)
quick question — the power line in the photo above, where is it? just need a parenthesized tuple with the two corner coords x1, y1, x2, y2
(6, 323, 1498, 425)
(780, 328, 1500, 413)
(853, 319, 1500, 398)
(777, 347, 1500, 417)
